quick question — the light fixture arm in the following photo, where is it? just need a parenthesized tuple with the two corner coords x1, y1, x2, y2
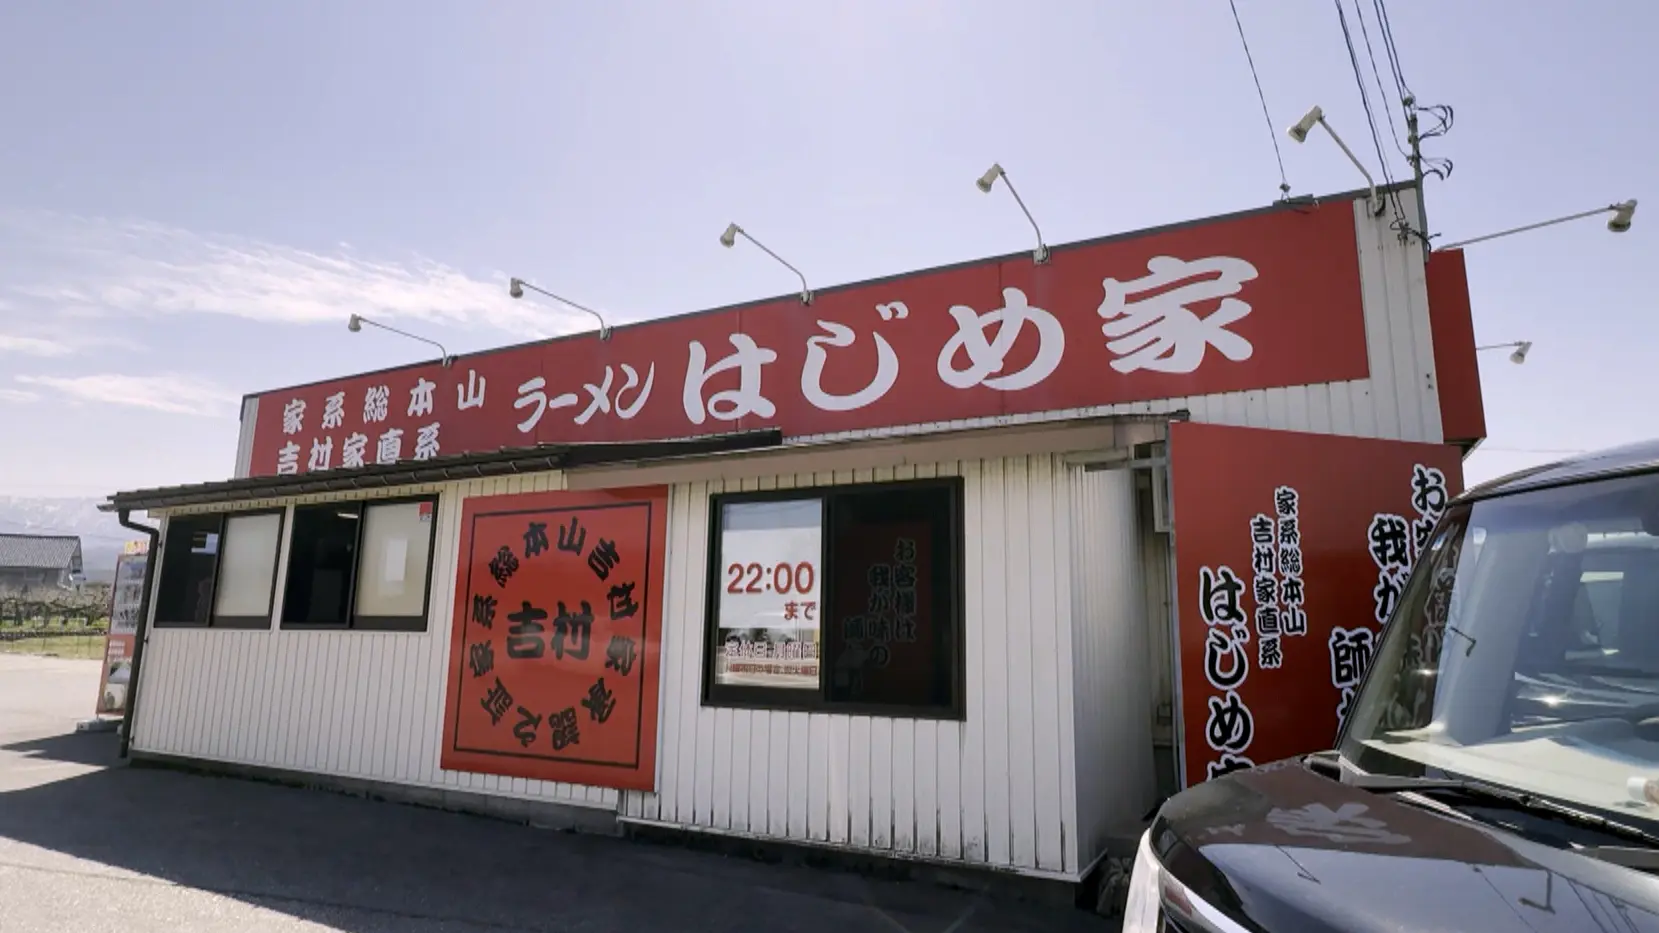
(1316, 118, 1384, 217)
(730, 228, 812, 305)
(350, 314, 453, 367)
(509, 279, 612, 340)
(1437, 203, 1635, 251)
(980, 165, 1050, 264)
(1476, 340, 1532, 365)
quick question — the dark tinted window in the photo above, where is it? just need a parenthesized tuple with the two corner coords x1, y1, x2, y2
(824, 485, 958, 709)
(282, 504, 362, 625)
(154, 514, 223, 626)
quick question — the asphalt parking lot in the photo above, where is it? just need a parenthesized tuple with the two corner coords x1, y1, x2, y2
(0, 654, 1108, 932)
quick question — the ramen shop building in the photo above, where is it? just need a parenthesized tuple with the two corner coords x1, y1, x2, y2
(103, 182, 1487, 887)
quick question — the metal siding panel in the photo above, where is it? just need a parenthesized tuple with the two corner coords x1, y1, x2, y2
(1069, 467, 1157, 869)
(868, 715, 892, 849)
(394, 635, 419, 783)
(152, 633, 179, 754)
(1400, 192, 1444, 443)
(808, 713, 831, 842)
(1003, 457, 1038, 869)
(142, 631, 170, 753)
(214, 635, 239, 761)
(848, 714, 872, 847)
(828, 715, 852, 845)
(1035, 454, 1075, 869)
(129, 630, 161, 752)
(184, 635, 209, 756)
(671, 482, 705, 823)
(235, 633, 261, 762)
(913, 719, 938, 857)
(742, 707, 767, 834)
(958, 458, 988, 864)
(979, 457, 1012, 866)
(312, 633, 336, 773)
(331, 634, 359, 774)
(891, 717, 915, 852)
(692, 485, 718, 826)
(780, 709, 805, 841)
(935, 720, 962, 859)
(235, 396, 259, 479)
(217, 637, 235, 758)
(191, 634, 219, 759)
(1353, 198, 1406, 441)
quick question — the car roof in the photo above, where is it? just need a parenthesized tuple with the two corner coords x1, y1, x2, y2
(1462, 439, 1659, 503)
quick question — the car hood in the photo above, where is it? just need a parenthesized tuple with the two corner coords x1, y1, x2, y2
(1152, 758, 1659, 932)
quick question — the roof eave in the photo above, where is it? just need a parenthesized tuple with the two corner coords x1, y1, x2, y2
(100, 429, 784, 513)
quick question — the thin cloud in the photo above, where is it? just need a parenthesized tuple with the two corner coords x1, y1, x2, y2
(0, 388, 40, 403)
(0, 209, 592, 340)
(15, 373, 237, 418)
(0, 334, 73, 357)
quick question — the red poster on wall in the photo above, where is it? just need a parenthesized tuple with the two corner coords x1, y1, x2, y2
(440, 486, 668, 791)
(1168, 422, 1464, 789)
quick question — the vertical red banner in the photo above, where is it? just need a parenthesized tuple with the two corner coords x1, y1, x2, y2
(440, 486, 668, 791)
(1168, 422, 1464, 788)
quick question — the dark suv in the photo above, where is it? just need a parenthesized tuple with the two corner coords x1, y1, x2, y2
(1125, 439, 1659, 932)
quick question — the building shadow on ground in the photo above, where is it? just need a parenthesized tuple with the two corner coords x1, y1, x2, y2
(0, 732, 1108, 933)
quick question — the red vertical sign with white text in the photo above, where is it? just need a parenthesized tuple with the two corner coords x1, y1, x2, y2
(1168, 422, 1464, 789)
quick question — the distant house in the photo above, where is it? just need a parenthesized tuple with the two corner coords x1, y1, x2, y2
(0, 534, 85, 592)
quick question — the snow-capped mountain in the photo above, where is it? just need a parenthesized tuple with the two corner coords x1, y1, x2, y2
(0, 497, 151, 582)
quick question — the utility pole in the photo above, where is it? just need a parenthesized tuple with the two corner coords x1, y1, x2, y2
(1403, 94, 1430, 258)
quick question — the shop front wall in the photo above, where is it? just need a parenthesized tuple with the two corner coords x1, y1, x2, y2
(130, 474, 626, 814)
(618, 453, 1132, 878)
(127, 445, 1155, 878)
(118, 182, 1480, 886)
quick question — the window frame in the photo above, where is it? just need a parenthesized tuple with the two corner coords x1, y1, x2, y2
(699, 477, 967, 721)
(152, 507, 287, 630)
(279, 494, 440, 633)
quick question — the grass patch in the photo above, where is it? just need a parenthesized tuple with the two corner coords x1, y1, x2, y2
(0, 634, 108, 660)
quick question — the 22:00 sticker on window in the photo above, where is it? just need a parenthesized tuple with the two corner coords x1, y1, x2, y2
(725, 561, 816, 595)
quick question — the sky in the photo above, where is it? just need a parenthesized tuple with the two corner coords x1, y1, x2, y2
(0, 0, 1652, 497)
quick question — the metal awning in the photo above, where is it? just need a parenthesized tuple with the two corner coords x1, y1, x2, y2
(101, 429, 784, 512)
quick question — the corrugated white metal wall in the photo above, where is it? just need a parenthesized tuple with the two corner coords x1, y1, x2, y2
(617, 454, 1103, 878)
(131, 474, 626, 814)
(1067, 466, 1156, 871)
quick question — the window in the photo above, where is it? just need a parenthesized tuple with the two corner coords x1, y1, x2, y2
(702, 478, 964, 719)
(212, 513, 285, 627)
(154, 509, 284, 629)
(282, 496, 438, 631)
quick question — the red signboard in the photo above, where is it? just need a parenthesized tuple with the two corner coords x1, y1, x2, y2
(1425, 248, 1485, 447)
(1168, 422, 1464, 789)
(440, 486, 667, 791)
(246, 198, 1371, 476)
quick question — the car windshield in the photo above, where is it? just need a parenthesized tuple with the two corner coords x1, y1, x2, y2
(1341, 468, 1659, 831)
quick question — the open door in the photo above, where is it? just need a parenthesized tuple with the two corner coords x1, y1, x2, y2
(1166, 422, 1465, 790)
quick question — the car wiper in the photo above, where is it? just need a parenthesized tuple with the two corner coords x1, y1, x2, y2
(1344, 771, 1659, 855)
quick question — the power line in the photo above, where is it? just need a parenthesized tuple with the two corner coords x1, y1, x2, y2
(1352, 0, 1411, 159)
(1225, 0, 1291, 199)
(1370, 0, 1413, 101)
(1333, 0, 1408, 226)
